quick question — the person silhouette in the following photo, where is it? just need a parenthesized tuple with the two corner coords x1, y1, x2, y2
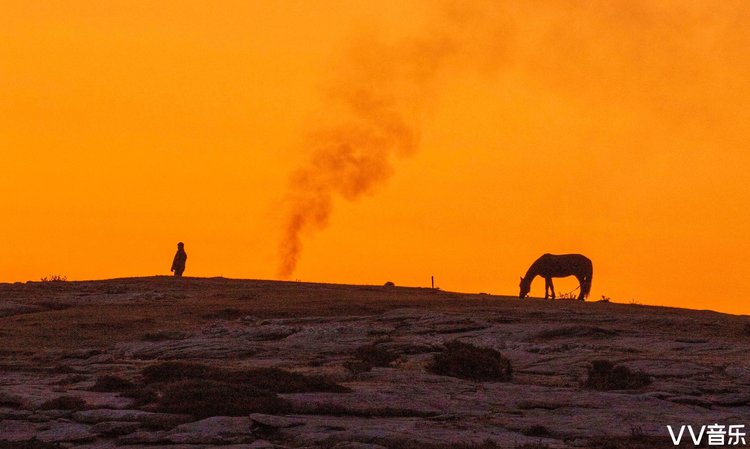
(171, 242, 187, 277)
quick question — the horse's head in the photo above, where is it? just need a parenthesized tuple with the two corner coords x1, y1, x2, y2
(519, 276, 531, 299)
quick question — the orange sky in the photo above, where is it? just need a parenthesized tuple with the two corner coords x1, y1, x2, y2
(2, 1, 749, 314)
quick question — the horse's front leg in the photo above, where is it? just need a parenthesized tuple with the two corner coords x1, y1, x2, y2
(545, 277, 552, 299)
(549, 278, 556, 299)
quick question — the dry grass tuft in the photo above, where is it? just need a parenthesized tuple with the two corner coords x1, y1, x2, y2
(427, 341, 512, 382)
(521, 425, 554, 437)
(141, 331, 188, 342)
(583, 360, 651, 390)
(156, 379, 289, 418)
(40, 275, 67, 282)
(293, 402, 437, 417)
(90, 375, 135, 392)
(537, 326, 617, 339)
(345, 343, 400, 374)
(39, 395, 87, 410)
(0, 441, 68, 449)
(201, 308, 245, 320)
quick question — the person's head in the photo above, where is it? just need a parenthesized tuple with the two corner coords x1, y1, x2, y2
(177, 242, 184, 249)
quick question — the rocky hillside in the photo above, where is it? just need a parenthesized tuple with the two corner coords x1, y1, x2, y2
(0, 277, 748, 448)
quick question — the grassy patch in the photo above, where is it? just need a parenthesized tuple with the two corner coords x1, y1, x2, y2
(586, 434, 688, 449)
(427, 341, 512, 382)
(0, 392, 22, 407)
(0, 441, 66, 449)
(39, 395, 87, 410)
(520, 425, 554, 437)
(122, 384, 159, 407)
(90, 375, 135, 392)
(583, 360, 651, 390)
(293, 402, 438, 417)
(344, 343, 400, 374)
(319, 437, 510, 449)
(141, 331, 188, 342)
(142, 361, 348, 393)
(201, 308, 245, 320)
(537, 326, 617, 339)
(156, 379, 289, 418)
(40, 275, 67, 282)
(514, 444, 550, 449)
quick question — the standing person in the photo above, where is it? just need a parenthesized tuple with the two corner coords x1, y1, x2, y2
(171, 242, 187, 277)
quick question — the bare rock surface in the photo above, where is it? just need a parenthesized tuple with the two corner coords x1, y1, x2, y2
(0, 276, 749, 448)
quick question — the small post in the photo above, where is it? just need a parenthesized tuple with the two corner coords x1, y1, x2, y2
(431, 276, 434, 289)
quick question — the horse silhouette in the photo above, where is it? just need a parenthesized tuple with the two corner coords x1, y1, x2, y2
(519, 253, 592, 301)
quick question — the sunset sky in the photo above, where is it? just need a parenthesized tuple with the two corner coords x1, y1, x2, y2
(2, 1, 749, 314)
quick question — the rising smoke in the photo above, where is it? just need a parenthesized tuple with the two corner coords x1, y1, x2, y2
(275, 8, 478, 278)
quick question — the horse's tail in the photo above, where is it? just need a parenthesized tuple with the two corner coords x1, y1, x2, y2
(583, 262, 593, 298)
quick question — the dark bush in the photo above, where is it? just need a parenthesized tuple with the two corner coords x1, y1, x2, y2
(345, 343, 400, 374)
(355, 344, 400, 367)
(142, 362, 223, 384)
(39, 395, 87, 410)
(90, 375, 135, 392)
(242, 368, 349, 393)
(142, 362, 348, 393)
(156, 379, 289, 418)
(122, 384, 159, 407)
(583, 360, 651, 390)
(521, 425, 553, 437)
(0, 441, 65, 449)
(427, 341, 512, 381)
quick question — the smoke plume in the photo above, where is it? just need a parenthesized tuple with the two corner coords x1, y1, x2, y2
(276, 20, 468, 277)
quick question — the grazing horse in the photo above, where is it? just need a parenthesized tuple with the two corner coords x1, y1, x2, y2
(519, 253, 593, 301)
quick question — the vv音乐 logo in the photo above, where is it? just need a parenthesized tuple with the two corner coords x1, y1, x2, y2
(667, 424, 747, 446)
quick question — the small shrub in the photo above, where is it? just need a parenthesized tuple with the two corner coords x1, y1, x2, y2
(90, 375, 135, 392)
(583, 360, 651, 390)
(355, 344, 399, 367)
(122, 384, 159, 406)
(0, 392, 22, 407)
(156, 379, 289, 418)
(343, 360, 370, 374)
(142, 362, 224, 384)
(39, 395, 87, 410)
(427, 341, 512, 382)
(521, 425, 553, 437)
(345, 343, 400, 374)
(40, 275, 67, 282)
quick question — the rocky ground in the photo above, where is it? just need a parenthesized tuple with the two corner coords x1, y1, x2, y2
(0, 277, 749, 448)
